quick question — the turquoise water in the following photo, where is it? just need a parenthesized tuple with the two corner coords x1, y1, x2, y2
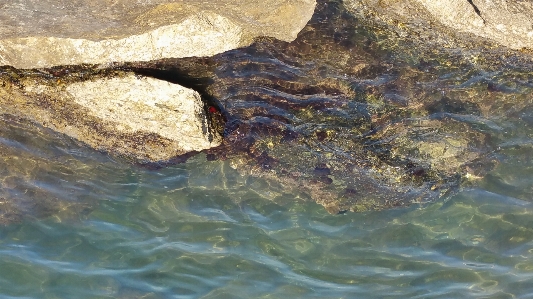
(4, 1, 533, 298)
(2, 119, 533, 298)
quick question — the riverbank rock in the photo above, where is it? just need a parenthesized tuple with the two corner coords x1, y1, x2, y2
(0, 68, 222, 163)
(0, 0, 316, 69)
(130, 1, 507, 214)
(346, 0, 533, 49)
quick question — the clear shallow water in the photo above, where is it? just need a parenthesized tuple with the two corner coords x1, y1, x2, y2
(4, 1, 533, 298)
(2, 120, 533, 298)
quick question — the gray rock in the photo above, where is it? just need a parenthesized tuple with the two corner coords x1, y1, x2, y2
(346, 0, 533, 49)
(0, 69, 222, 163)
(0, 0, 316, 69)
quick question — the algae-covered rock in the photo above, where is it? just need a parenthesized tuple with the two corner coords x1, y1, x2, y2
(3, 0, 533, 220)
(0, 0, 316, 69)
(131, 0, 533, 214)
(0, 67, 222, 163)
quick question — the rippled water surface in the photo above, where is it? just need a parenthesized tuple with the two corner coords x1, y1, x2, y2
(2, 129, 533, 298)
(3, 0, 533, 298)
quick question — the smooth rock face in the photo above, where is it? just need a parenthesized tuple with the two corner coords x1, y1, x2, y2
(0, 69, 221, 162)
(346, 0, 533, 49)
(0, 0, 316, 69)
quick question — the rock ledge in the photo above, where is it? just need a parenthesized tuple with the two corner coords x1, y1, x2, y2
(0, 0, 316, 69)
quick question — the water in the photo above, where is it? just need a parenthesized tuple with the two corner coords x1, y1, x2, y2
(3, 0, 533, 298)
(2, 144, 533, 298)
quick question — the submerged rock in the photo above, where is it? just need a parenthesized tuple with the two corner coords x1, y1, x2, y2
(0, 68, 222, 163)
(0, 0, 316, 69)
(3, 0, 533, 221)
(0, 114, 166, 225)
(131, 0, 533, 213)
(346, 0, 533, 50)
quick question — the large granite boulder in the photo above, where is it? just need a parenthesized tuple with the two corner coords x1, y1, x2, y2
(0, 0, 316, 69)
(346, 0, 533, 49)
(0, 68, 222, 163)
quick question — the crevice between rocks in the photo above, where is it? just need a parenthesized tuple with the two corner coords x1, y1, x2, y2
(466, 0, 486, 24)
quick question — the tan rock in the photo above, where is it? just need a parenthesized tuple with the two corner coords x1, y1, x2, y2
(0, 69, 222, 162)
(418, 0, 533, 49)
(0, 0, 316, 69)
(346, 0, 533, 49)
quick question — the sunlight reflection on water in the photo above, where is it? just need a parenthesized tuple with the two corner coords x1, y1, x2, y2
(3, 1, 533, 298)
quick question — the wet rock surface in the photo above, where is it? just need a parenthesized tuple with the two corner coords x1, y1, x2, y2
(129, 0, 533, 213)
(3, 0, 533, 221)
(0, 0, 316, 69)
(0, 67, 221, 163)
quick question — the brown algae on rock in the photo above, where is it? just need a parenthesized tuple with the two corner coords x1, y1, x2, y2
(0, 66, 222, 164)
(129, 0, 533, 214)
(3, 0, 533, 220)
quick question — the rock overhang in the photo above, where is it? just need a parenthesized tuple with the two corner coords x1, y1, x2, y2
(0, 0, 317, 163)
(0, 0, 317, 69)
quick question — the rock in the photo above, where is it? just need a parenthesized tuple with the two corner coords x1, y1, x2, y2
(0, 0, 316, 69)
(345, 0, 533, 49)
(133, 1, 500, 214)
(0, 68, 222, 163)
